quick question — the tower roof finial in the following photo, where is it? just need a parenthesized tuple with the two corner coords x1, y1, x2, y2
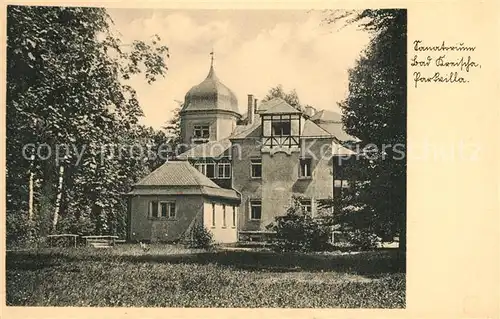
(210, 49, 214, 67)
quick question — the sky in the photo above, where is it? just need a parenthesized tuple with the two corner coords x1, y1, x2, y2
(107, 9, 371, 129)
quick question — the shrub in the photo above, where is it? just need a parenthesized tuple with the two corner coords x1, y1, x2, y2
(344, 229, 380, 251)
(267, 197, 330, 252)
(186, 223, 214, 250)
(6, 213, 40, 249)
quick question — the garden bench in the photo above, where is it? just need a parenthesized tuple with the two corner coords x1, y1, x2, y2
(238, 231, 276, 246)
(46, 234, 79, 248)
(82, 235, 119, 248)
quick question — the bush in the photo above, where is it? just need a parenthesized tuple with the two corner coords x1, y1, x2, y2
(345, 229, 380, 251)
(186, 223, 214, 250)
(6, 213, 39, 249)
(267, 197, 330, 252)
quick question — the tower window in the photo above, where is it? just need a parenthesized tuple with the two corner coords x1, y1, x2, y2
(193, 125, 210, 139)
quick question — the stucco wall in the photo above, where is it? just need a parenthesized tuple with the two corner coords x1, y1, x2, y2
(129, 194, 204, 243)
(203, 201, 238, 243)
(232, 137, 335, 230)
(231, 138, 263, 231)
(261, 139, 334, 226)
(216, 116, 238, 141)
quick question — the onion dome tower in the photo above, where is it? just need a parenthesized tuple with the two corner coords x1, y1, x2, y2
(180, 52, 241, 147)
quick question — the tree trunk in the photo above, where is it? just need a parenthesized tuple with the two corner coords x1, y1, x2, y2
(52, 165, 65, 233)
(28, 168, 34, 221)
(28, 148, 36, 222)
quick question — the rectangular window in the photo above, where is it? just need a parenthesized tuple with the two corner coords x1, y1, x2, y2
(194, 161, 215, 178)
(250, 158, 262, 178)
(168, 202, 176, 218)
(250, 200, 262, 220)
(150, 201, 158, 218)
(159, 202, 176, 218)
(271, 121, 291, 136)
(300, 199, 312, 214)
(222, 205, 226, 227)
(212, 203, 216, 227)
(232, 206, 236, 227)
(160, 202, 168, 217)
(299, 158, 312, 178)
(206, 162, 215, 178)
(217, 162, 231, 179)
(193, 125, 210, 138)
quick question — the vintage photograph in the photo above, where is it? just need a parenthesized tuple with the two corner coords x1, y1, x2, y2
(5, 6, 407, 308)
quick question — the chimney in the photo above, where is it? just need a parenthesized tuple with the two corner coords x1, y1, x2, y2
(254, 98, 258, 113)
(304, 106, 316, 117)
(247, 94, 254, 125)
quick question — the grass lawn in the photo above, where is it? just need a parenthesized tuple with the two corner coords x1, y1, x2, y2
(6, 244, 405, 308)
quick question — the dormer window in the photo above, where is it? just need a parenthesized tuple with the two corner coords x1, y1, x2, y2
(272, 120, 291, 136)
(262, 114, 301, 148)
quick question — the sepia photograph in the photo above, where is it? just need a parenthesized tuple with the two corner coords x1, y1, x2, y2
(5, 6, 407, 308)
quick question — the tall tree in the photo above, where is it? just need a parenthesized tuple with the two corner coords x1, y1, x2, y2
(322, 10, 407, 252)
(6, 6, 169, 242)
(263, 84, 304, 111)
(162, 100, 183, 158)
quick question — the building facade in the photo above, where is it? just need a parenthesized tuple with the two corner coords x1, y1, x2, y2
(128, 59, 356, 243)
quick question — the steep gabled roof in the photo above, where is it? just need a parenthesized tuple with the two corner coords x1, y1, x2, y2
(310, 109, 342, 123)
(259, 98, 302, 115)
(229, 121, 261, 139)
(255, 98, 282, 113)
(309, 109, 358, 142)
(301, 119, 333, 138)
(331, 142, 356, 156)
(316, 122, 358, 142)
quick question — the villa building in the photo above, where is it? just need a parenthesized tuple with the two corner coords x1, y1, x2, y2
(127, 59, 356, 243)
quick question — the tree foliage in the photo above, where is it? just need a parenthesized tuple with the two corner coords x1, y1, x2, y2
(162, 100, 183, 157)
(266, 196, 330, 252)
(322, 10, 407, 251)
(263, 84, 306, 112)
(6, 6, 169, 245)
